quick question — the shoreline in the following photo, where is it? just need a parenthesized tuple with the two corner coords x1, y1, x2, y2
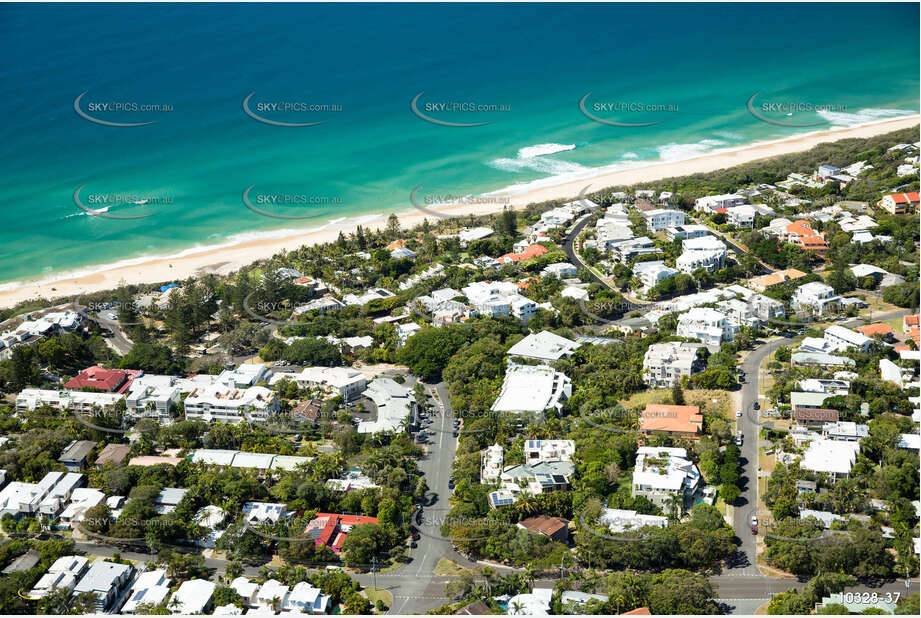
(1, 115, 918, 310)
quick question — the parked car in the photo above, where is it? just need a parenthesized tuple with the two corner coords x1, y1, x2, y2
(736, 410, 742, 417)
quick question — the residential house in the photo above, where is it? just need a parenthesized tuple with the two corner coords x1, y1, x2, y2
(64, 365, 138, 393)
(481, 444, 504, 484)
(58, 440, 96, 471)
(524, 439, 575, 463)
(631, 447, 701, 510)
(747, 269, 808, 292)
(642, 208, 686, 232)
(879, 192, 919, 214)
(676, 307, 737, 347)
(73, 560, 133, 612)
(639, 404, 703, 438)
(304, 513, 379, 553)
(121, 569, 172, 614)
(94, 443, 131, 468)
(665, 224, 709, 241)
(506, 331, 580, 363)
(676, 235, 728, 273)
(791, 282, 842, 315)
(168, 579, 216, 615)
(516, 515, 570, 543)
(799, 439, 860, 480)
(642, 341, 705, 388)
(694, 194, 745, 214)
(824, 325, 873, 352)
(294, 366, 367, 401)
(633, 261, 678, 291)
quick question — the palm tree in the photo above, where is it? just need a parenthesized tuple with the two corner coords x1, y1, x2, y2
(510, 601, 525, 615)
(522, 564, 536, 590)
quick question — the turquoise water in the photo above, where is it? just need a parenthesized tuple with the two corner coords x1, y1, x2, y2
(0, 2, 917, 285)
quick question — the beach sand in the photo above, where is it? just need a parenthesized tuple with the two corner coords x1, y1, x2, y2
(2, 116, 918, 310)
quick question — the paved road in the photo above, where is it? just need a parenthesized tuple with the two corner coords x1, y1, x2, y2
(730, 336, 793, 573)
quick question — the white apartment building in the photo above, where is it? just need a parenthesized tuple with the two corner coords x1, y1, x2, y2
(219, 363, 270, 387)
(609, 237, 659, 263)
(633, 261, 679, 291)
(357, 377, 414, 434)
(490, 364, 572, 414)
(791, 282, 842, 315)
(642, 209, 686, 232)
(125, 374, 182, 422)
(665, 224, 709, 241)
(718, 298, 761, 328)
(642, 341, 705, 388)
(676, 235, 728, 273)
(524, 439, 575, 463)
(676, 307, 738, 347)
(15, 389, 124, 413)
(542, 262, 578, 278)
(122, 569, 172, 614)
(824, 325, 873, 352)
(168, 578, 216, 615)
(462, 281, 519, 317)
(506, 330, 580, 363)
(632, 446, 701, 509)
(694, 193, 745, 214)
(183, 384, 279, 423)
(27, 555, 88, 600)
(73, 560, 133, 613)
(295, 366, 367, 401)
(726, 204, 758, 228)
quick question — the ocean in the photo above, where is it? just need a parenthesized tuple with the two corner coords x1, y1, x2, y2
(0, 2, 917, 286)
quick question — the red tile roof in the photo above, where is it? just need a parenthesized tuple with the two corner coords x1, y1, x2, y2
(498, 244, 548, 264)
(856, 323, 894, 337)
(886, 192, 920, 204)
(518, 514, 569, 537)
(64, 365, 140, 393)
(306, 513, 378, 553)
(640, 404, 703, 435)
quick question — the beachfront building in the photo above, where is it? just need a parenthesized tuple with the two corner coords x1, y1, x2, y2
(294, 366, 367, 401)
(694, 193, 745, 214)
(183, 384, 279, 424)
(490, 364, 571, 415)
(633, 261, 679, 292)
(791, 282, 842, 316)
(642, 341, 705, 388)
(631, 446, 701, 510)
(642, 208, 686, 233)
(676, 235, 728, 273)
(676, 307, 737, 347)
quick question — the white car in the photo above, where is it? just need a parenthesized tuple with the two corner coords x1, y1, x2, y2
(736, 410, 742, 417)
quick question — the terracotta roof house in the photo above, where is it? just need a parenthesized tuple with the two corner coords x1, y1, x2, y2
(290, 399, 322, 423)
(497, 244, 549, 264)
(95, 443, 131, 467)
(640, 404, 703, 436)
(516, 514, 570, 543)
(903, 314, 920, 332)
(856, 323, 895, 341)
(304, 513, 378, 553)
(386, 239, 407, 250)
(880, 192, 920, 214)
(748, 268, 808, 291)
(635, 198, 655, 212)
(622, 608, 652, 615)
(793, 408, 840, 425)
(64, 366, 140, 394)
(785, 221, 827, 253)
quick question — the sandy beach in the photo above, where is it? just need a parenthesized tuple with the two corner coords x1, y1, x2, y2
(1, 115, 918, 310)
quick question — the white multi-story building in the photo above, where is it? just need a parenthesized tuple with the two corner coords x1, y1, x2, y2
(294, 366, 367, 401)
(694, 193, 745, 214)
(676, 235, 728, 273)
(122, 569, 172, 614)
(726, 204, 758, 228)
(524, 439, 575, 463)
(631, 446, 701, 509)
(73, 561, 133, 613)
(633, 261, 679, 291)
(824, 325, 873, 352)
(183, 384, 279, 423)
(125, 374, 182, 422)
(599, 508, 668, 534)
(490, 364, 571, 414)
(542, 262, 578, 279)
(791, 282, 842, 315)
(609, 237, 659, 263)
(506, 331, 580, 363)
(357, 377, 414, 434)
(676, 307, 737, 347)
(481, 444, 504, 484)
(642, 209, 686, 232)
(665, 224, 709, 241)
(219, 363, 270, 387)
(15, 389, 124, 413)
(718, 298, 761, 328)
(642, 342, 705, 388)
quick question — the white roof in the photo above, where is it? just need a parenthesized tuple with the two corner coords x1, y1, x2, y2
(506, 331, 580, 361)
(169, 579, 216, 614)
(122, 569, 171, 613)
(800, 439, 860, 475)
(633, 446, 700, 492)
(682, 235, 727, 252)
(600, 508, 668, 533)
(825, 325, 873, 348)
(491, 364, 570, 414)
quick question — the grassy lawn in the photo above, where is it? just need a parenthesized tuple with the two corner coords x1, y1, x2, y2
(362, 587, 393, 610)
(622, 388, 733, 417)
(434, 558, 472, 577)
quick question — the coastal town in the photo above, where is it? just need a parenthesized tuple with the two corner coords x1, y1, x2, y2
(0, 126, 919, 617)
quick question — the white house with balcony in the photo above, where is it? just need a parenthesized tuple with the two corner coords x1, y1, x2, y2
(490, 364, 571, 414)
(791, 282, 842, 315)
(676, 235, 728, 273)
(183, 384, 278, 423)
(642, 341, 705, 388)
(676, 307, 738, 347)
(631, 446, 701, 510)
(633, 261, 679, 292)
(694, 193, 745, 214)
(125, 374, 182, 422)
(642, 209, 686, 232)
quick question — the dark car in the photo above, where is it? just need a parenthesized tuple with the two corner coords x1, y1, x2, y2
(753, 401, 760, 410)
(412, 531, 421, 540)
